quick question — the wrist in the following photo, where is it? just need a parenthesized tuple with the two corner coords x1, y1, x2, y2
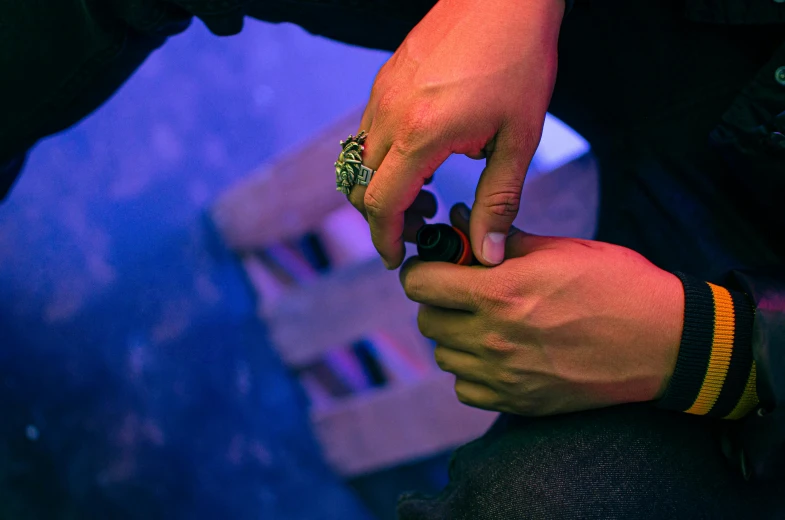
(651, 272, 685, 401)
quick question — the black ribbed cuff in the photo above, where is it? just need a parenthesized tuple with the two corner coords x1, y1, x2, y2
(656, 272, 757, 419)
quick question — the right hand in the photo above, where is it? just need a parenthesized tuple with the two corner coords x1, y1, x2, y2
(346, 0, 565, 269)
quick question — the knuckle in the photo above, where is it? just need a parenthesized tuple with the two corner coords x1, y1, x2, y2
(417, 307, 433, 338)
(464, 279, 490, 310)
(402, 102, 436, 134)
(433, 346, 449, 371)
(488, 395, 507, 413)
(403, 276, 425, 303)
(483, 331, 515, 356)
(482, 282, 518, 312)
(454, 380, 472, 405)
(455, 393, 470, 406)
(496, 369, 521, 387)
(480, 189, 522, 219)
(397, 104, 440, 150)
(376, 85, 400, 117)
(393, 132, 423, 161)
(363, 188, 385, 220)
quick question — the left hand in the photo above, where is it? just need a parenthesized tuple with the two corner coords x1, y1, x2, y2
(400, 204, 685, 416)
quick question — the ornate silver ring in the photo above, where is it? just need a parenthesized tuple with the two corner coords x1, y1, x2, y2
(335, 131, 376, 196)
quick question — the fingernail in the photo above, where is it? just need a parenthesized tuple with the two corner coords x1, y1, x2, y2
(482, 233, 506, 265)
(457, 204, 470, 221)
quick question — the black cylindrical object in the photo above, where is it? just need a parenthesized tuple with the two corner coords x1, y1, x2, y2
(415, 224, 472, 264)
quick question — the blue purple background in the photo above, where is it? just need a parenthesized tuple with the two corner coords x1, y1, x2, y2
(0, 17, 586, 519)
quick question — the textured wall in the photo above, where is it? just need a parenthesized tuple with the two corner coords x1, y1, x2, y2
(0, 12, 587, 519)
(0, 18, 388, 520)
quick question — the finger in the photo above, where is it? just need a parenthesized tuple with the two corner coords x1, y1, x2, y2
(470, 124, 537, 266)
(454, 378, 501, 411)
(365, 142, 451, 269)
(449, 203, 472, 236)
(359, 184, 436, 239)
(409, 189, 438, 218)
(403, 190, 437, 243)
(346, 119, 391, 220)
(347, 88, 394, 218)
(399, 257, 481, 311)
(418, 305, 480, 353)
(403, 213, 426, 243)
(433, 344, 484, 381)
(451, 203, 544, 259)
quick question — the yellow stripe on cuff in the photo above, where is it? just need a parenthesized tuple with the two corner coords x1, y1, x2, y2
(686, 283, 736, 416)
(724, 362, 759, 420)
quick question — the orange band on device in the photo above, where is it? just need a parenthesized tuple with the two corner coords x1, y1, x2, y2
(453, 227, 473, 265)
(415, 224, 475, 265)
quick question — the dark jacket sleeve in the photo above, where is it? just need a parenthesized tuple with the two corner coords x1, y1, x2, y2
(726, 269, 785, 481)
(685, 0, 785, 24)
(0, 0, 253, 200)
(654, 270, 785, 482)
(648, 0, 785, 479)
(695, 1, 785, 481)
(656, 274, 759, 421)
(0, 154, 27, 200)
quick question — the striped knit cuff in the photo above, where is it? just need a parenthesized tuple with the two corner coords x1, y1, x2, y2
(656, 272, 759, 419)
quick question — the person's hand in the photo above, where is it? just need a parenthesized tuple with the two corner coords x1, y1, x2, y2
(399, 204, 685, 416)
(348, 0, 565, 269)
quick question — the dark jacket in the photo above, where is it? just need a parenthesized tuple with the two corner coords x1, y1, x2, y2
(678, 0, 785, 481)
(553, 0, 785, 483)
(1, 0, 784, 484)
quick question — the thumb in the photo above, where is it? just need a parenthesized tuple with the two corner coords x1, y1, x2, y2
(450, 202, 545, 260)
(469, 128, 534, 266)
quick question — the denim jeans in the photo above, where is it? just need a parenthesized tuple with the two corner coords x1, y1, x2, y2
(398, 405, 783, 519)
